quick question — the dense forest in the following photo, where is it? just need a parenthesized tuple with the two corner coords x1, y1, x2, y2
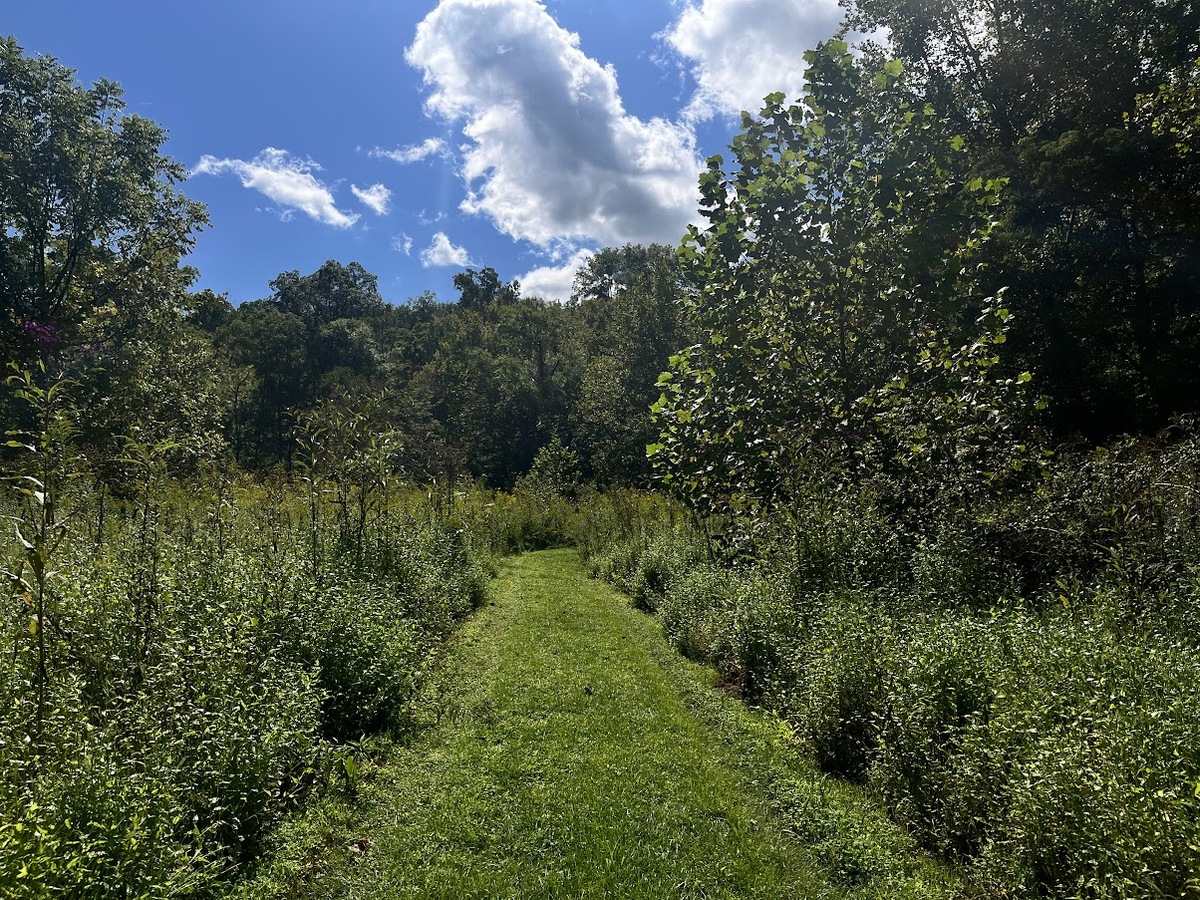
(3, 0, 1200, 894)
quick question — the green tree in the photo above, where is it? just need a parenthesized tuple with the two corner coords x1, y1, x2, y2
(74, 309, 232, 472)
(652, 43, 1026, 528)
(0, 37, 208, 365)
(572, 245, 692, 484)
(184, 289, 235, 334)
(410, 291, 577, 488)
(1134, 56, 1200, 239)
(269, 260, 384, 329)
(217, 302, 309, 465)
(453, 267, 520, 308)
(845, 0, 1200, 435)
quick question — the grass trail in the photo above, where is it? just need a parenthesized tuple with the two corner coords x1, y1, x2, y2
(241, 550, 954, 899)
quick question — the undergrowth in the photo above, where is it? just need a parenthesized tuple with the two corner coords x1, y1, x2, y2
(0, 472, 490, 898)
(580, 426, 1200, 899)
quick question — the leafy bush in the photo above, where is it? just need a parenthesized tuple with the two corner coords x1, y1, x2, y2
(789, 600, 895, 781)
(0, 472, 492, 896)
(871, 614, 1002, 856)
(967, 613, 1200, 897)
(583, 476, 1200, 897)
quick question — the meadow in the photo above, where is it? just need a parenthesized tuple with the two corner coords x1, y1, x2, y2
(0, 456, 492, 897)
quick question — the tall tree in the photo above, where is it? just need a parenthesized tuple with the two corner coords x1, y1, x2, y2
(217, 302, 310, 465)
(572, 245, 692, 484)
(453, 267, 520, 308)
(0, 37, 208, 365)
(845, 0, 1200, 435)
(268, 260, 384, 329)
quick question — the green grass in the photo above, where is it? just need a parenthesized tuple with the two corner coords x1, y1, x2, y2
(238, 550, 956, 899)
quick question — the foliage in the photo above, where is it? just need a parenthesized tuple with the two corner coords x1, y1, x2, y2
(0, 36, 208, 368)
(845, 0, 1200, 437)
(652, 42, 1030, 538)
(269, 260, 385, 330)
(571, 244, 694, 485)
(453, 266, 520, 308)
(0, 429, 491, 896)
(198, 243, 693, 488)
(579, 457, 1200, 897)
(239, 550, 957, 899)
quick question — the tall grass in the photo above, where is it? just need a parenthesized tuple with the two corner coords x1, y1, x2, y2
(0, 472, 490, 897)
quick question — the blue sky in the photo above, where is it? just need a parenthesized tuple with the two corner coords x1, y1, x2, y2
(6, 0, 849, 304)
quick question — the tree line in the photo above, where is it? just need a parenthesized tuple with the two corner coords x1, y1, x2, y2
(0, 35, 691, 493)
(6, 0, 1200, 505)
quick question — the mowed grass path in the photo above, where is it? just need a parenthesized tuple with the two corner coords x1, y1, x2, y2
(243, 550, 952, 899)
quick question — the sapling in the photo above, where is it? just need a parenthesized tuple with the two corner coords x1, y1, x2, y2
(2, 362, 79, 744)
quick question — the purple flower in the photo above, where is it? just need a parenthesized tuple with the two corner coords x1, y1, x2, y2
(21, 321, 57, 345)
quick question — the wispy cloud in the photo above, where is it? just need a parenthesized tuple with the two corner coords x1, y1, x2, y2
(352, 183, 392, 215)
(371, 137, 448, 164)
(664, 0, 847, 122)
(393, 233, 415, 255)
(192, 148, 359, 228)
(420, 231, 472, 268)
(406, 0, 701, 249)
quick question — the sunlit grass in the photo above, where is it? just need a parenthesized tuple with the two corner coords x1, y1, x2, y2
(240, 550, 955, 899)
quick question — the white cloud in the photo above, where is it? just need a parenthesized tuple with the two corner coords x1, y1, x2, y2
(406, 0, 702, 249)
(370, 138, 448, 164)
(517, 247, 595, 302)
(352, 183, 392, 215)
(420, 231, 472, 268)
(393, 233, 415, 255)
(665, 0, 845, 122)
(192, 148, 360, 228)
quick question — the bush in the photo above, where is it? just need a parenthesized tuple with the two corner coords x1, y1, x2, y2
(871, 614, 1002, 856)
(970, 613, 1200, 898)
(0, 474, 493, 895)
(790, 600, 895, 780)
(580, 479, 1200, 896)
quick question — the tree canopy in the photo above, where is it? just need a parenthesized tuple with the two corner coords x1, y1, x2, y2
(846, 0, 1200, 436)
(0, 36, 208, 366)
(651, 43, 1028, 529)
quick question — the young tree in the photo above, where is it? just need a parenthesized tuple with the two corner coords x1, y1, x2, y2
(651, 42, 1027, 528)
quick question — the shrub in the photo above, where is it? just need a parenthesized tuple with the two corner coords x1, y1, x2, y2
(871, 614, 1002, 856)
(790, 600, 896, 780)
(0, 475, 493, 894)
(971, 614, 1200, 898)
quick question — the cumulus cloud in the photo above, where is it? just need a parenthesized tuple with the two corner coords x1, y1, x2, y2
(371, 138, 448, 164)
(406, 0, 701, 249)
(420, 231, 472, 268)
(192, 148, 360, 228)
(518, 247, 595, 302)
(665, 0, 846, 122)
(394, 233, 415, 255)
(352, 183, 392, 215)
